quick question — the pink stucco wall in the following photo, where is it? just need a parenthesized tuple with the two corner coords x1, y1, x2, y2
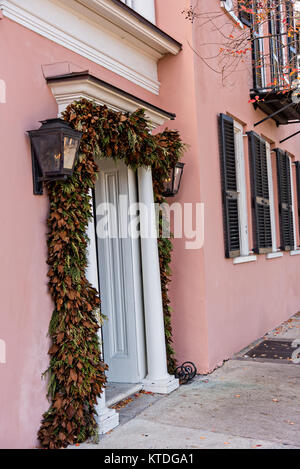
(155, 0, 209, 373)
(195, 1, 300, 371)
(1, 0, 300, 448)
(0, 14, 184, 449)
(157, 0, 300, 373)
(0, 6, 205, 447)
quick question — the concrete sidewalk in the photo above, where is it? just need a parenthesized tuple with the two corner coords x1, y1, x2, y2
(77, 315, 300, 450)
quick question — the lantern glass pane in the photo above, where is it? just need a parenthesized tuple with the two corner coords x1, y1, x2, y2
(63, 137, 79, 170)
(164, 174, 173, 193)
(32, 134, 62, 176)
(173, 165, 182, 193)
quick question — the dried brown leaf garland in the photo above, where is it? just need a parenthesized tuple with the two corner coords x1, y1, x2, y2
(38, 99, 185, 448)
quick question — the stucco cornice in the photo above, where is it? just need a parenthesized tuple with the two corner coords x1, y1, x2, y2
(47, 72, 176, 128)
(74, 0, 182, 55)
(0, 0, 181, 94)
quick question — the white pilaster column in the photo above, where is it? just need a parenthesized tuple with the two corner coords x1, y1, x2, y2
(137, 167, 179, 394)
(86, 192, 119, 434)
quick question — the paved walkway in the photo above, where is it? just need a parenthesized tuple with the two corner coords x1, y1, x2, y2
(77, 314, 300, 449)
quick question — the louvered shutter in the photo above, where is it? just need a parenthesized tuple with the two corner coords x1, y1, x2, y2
(248, 132, 272, 253)
(276, 149, 294, 250)
(295, 161, 300, 238)
(238, 0, 253, 27)
(219, 114, 240, 258)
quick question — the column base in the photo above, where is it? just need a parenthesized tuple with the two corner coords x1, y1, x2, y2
(142, 375, 179, 394)
(97, 406, 119, 435)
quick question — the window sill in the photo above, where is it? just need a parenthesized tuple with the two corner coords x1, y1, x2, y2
(266, 252, 283, 259)
(220, 2, 244, 29)
(290, 250, 300, 256)
(233, 255, 257, 265)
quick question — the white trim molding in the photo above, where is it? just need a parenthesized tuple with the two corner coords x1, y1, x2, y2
(233, 255, 257, 265)
(120, 0, 156, 24)
(231, 119, 254, 265)
(289, 157, 298, 251)
(86, 195, 119, 434)
(138, 167, 179, 394)
(220, 0, 244, 28)
(265, 142, 282, 259)
(234, 120, 249, 258)
(0, 0, 181, 95)
(266, 251, 283, 259)
(47, 73, 175, 128)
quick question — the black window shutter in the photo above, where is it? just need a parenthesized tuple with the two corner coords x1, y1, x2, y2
(219, 114, 240, 258)
(295, 161, 300, 239)
(238, 0, 253, 27)
(248, 132, 272, 253)
(276, 149, 294, 250)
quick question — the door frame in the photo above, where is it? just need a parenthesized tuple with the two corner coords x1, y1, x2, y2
(49, 74, 179, 435)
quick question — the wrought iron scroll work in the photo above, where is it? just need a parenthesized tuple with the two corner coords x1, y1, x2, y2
(174, 361, 197, 384)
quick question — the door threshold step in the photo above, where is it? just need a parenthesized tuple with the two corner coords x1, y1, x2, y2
(105, 383, 143, 408)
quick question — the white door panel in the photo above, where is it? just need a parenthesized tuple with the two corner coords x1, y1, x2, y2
(94, 159, 146, 383)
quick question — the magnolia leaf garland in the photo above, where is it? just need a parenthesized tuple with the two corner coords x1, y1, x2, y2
(38, 99, 185, 449)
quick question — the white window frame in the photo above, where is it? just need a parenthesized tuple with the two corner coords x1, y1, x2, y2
(257, 17, 266, 89)
(269, 3, 287, 86)
(266, 143, 283, 259)
(233, 121, 256, 264)
(289, 158, 300, 255)
(122, 0, 133, 7)
(279, 2, 289, 86)
(221, 0, 244, 28)
(222, 0, 233, 10)
(121, 0, 156, 24)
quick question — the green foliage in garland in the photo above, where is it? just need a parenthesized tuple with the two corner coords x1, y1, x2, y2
(38, 99, 185, 449)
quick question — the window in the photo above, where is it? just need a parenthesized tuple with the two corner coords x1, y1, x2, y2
(248, 132, 273, 254)
(219, 114, 252, 260)
(249, 1, 298, 90)
(276, 150, 295, 251)
(238, 0, 253, 27)
(268, 1, 285, 85)
(222, 0, 233, 10)
(221, 1, 243, 26)
(286, 0, 298, 78)
(252, 0, 266, 89)
(120, 0, 156, 24)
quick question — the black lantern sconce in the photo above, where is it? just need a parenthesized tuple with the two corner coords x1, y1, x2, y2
(28, 118, 83, 195)
(162, 162, 185, 197)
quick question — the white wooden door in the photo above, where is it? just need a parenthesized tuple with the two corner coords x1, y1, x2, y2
(94, 159, 146, 383)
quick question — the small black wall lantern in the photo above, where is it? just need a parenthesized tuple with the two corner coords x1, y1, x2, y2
(28, 118, 82, 195)
(162, 162, 185, 197)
